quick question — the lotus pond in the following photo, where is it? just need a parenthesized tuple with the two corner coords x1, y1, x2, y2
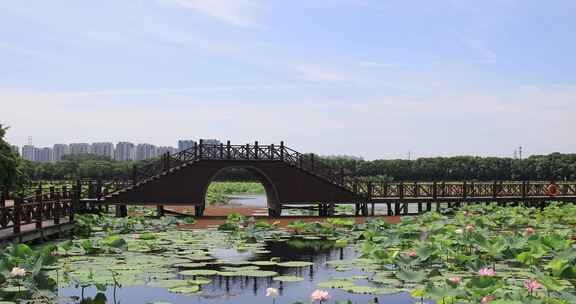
(2, 203, 576, 304)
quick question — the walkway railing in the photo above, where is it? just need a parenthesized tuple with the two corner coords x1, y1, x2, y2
(0, 186, 75, 240)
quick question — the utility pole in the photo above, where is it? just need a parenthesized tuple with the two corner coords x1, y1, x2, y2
(518, 146, 523, 160)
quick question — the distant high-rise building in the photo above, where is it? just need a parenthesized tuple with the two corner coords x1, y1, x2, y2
(157, 146, 178, 156)
(136, 143, 157, 161)
(38, 147, 53, 163)
(10, 145, 19, 156)
(69, 143, 91, 155)
(33, 147, 42, 162)
(115, 142, 135, 161)
(53, 144, 69, 162)
(178, 140, 196, 152)
(22, 145, 35, 161)
(201, 139, 220, 145)
(92, 142, 114, 159)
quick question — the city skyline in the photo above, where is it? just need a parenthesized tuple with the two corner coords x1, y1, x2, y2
(12, 139, 224, 162)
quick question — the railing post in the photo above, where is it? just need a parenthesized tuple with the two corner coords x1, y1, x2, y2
(492, 181, 498, 199)
(280, 141, 284, 161)
(35, 186, 42, 202)
(414, 181, 419, 197)
(132, 165, 138, 186)
(0, 185, 6, 207)
(199, 139, 204, 159)
(49, 186, 55, 201)
(245, 143, 250, 159)
(269, 144, 274, 160)
(194, 141, 198, 159)
(13, 195, 22, 234)
(521, 181, 527, 199)
(226, 140, 231, 159)
(68, 185, 75, 222)
(71, 180, 79, 215)
(166, 151, 171, 170)
(219, 143, 224, 159)
(36, 199, 43, 229)
(254, 141, 259, 159)
(340, 167, 344, 185)
(96, 179, 102, 201)
(432, 181, 438, 199)
(310, 154, 315, 171)
(463, 181, 468, 198)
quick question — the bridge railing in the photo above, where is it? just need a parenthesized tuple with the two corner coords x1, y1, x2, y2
(365, 181, 576, 200)
(127, 141, 369, 198)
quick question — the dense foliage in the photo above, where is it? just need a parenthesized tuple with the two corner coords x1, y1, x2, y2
(0, 125, 23, 189)
(20, 154, 135, 180)
(322, 153, 576, 181)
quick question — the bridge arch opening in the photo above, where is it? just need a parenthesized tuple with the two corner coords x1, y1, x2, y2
(200, 166, 282, 217)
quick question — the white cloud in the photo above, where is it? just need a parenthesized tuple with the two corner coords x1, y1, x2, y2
(156, 0, 261, 27)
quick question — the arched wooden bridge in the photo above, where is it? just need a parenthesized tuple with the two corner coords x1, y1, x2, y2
(1, 141, 576, 244)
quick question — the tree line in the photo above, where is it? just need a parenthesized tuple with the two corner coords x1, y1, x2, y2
(20, 152, 576, 182)
(321, 153, 576, 181)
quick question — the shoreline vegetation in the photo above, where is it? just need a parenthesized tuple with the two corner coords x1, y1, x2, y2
(206, 182, 265, 205)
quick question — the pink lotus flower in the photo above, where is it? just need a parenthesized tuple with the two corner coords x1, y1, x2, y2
(481, 295, 495, 303)
(407, 251, 417, 257)
(478, 267, 495, 277)
(525, 227, 535, 236)
(524, 279, 541, 293)
(448, 276, 462, 284)
(10, 267, 26, 278)
(266, 287, 279, 297)
(310, 289, 330, 302)
(465, 224, 475, 232)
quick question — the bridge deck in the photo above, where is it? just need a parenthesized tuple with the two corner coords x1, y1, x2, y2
(0, 220, 73, 247)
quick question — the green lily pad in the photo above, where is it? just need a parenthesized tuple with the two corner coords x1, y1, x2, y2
(251, 261, 278, 266)
(168, 285, 201, 295)
(273, 275, 305, 282)
(179, 269, 219, 276)
(277, 261, 314, 267)
(341, 285, 379, 294)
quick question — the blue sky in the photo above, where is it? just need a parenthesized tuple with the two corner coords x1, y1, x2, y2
(1, 0, 575, 159)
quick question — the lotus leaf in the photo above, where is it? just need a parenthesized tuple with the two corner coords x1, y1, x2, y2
(273, 275, 304, 282)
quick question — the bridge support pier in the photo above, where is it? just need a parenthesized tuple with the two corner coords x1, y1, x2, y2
(115, 205, 128, 217)
(195, 205, 205, 217)
(268, 206, 282, 217)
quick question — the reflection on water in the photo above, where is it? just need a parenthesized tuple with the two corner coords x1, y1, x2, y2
(61, 238, 419, 304)
(228, 194, 422, 215)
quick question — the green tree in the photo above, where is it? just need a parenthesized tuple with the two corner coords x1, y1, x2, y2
(0, 124, 23, 189)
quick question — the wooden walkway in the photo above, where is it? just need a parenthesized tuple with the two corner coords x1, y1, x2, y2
(0, 219, 73, 247)
(0, 190, 75, 247)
